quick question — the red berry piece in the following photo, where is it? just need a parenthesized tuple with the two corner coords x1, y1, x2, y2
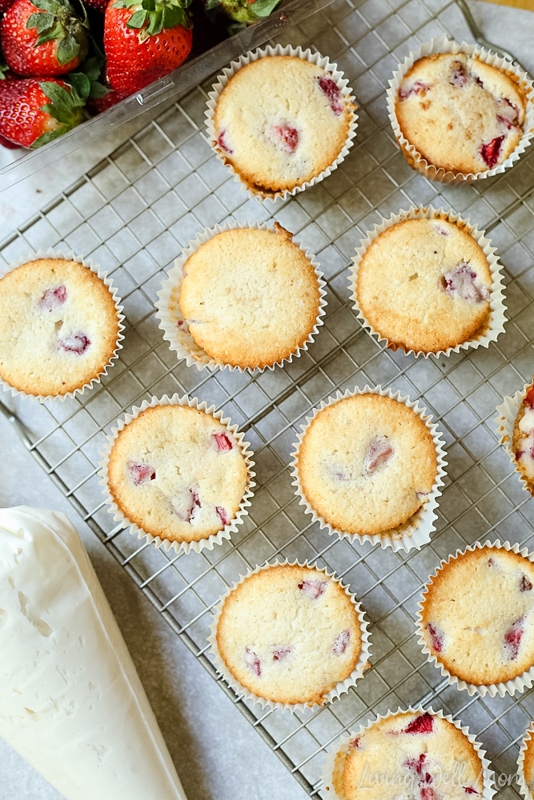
(244, 647, 261, 676)
(525, 387, 534, 409)
(420, 789, 437, 800)
(298, 579, 327, 599)
(441, 262, 489, 303)
(398, 80, 430, 101)
(217, 128, 233, 155)
(39, 284, 67, 310)
(487, 557, 497, 567)
(504, 615, 525, 660)
(433, 224, 450, 237)
(213, 431, 234, 452)
(273, 645, 292, 662)
(173, 488, 201, 523)
(463, 789, 479, 796)
(496, 97, 520, 130)
(480, 135, 505, 169)
(426, 622, 444, 653)
(520, 574, 533, 592)
(403, 713, 434, 735)
(349, 736, 361, 749)
(317, 74, 343, 115)
(363, 436, 393, 476)
(177, 319, 190, 333)
(404, 753, 428, 777)
(215, 506, 230, 526)
(129, 462, 156, 485)
(58, 332, 90, 354)
(270, 122, 299, 153)
(332, 629, 351, 655)
(449, 60, 468, 87)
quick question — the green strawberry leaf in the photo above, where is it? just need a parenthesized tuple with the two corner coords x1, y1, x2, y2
(31, 0, 69, 15)
(35, 20, 64, 44)
(249, 0, 280, 16)
(26, 11, 54, 31)
(142, 0, 155, 10)
(32, 81, 86, 147)
(66, 71, 90, 99)
(56, 33, 81, 63)
(127, 8, 148, 26)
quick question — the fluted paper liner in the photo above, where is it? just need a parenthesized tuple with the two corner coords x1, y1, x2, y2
(349, 205, 507, 357)
(208, 559, 371, 712)
(386, 34, 534, 184)
(322, 706, 495, 800)
(205, 43, 358, 201)
(0, 249, 124, 402)
(290, 385, 447, 552)
(417, 540, 534, 697)
(496, 382, 534, 496)
(518, 721, 534, 800)
(155, 221, 327, 373)
(99, 394, 255, 555)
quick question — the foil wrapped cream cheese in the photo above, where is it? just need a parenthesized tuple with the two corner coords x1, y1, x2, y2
(0, 506, 186, 800)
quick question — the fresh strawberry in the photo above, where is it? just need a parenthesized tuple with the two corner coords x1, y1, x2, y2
(1, 0, 88, 77)
(205, 0, 279, 24)
(0, 77, 85, 147)
(104, 0, 192, 98)
(83, 0, 108, 11)
(0, 0, 15, 13)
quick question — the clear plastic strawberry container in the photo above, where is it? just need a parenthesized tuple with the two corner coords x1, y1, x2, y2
(0, 0, 332, 192)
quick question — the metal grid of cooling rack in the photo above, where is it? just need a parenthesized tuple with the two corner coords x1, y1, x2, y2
(2, 0, 534, 795)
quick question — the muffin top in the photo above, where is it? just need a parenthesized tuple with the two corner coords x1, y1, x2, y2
(212, 55, 354, 194)
(420, 546, 534, 686)
(334, 711, 485, 800)
(215, 563, 364, 706)
(106, 404, 250, 545)
(354, 216, 492, 353)
(512, 383, 534, 494)
(395, 52, 527, 174)
(177, 226, 322, 369)
(296, 393, 438, 536)
(0, 258, 120, 397)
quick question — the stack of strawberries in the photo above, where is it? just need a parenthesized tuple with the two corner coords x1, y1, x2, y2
(0, 0, 280, 148)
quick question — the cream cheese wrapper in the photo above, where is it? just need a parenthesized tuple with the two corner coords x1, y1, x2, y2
(0, 506, 187, 800)
(207, 559, 371, 712)
(417, 540, 534, 697)
(290, 385, 447, 552)
(0, 249, 125, 402)
(495, 383, 534, 496)
(349, 205, 506, 357)
(205, 43, 358, 201)
(518, 721, 534, 800)
(322, 706, 495, 800)
(99, 393, 255, 555)
(386, 33, 534, 184)
(155, 220, 327, 372)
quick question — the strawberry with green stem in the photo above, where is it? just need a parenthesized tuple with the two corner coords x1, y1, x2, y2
(104, 0, 193, 98)
(0, 77, 86, 147)
(1, 0, 89, 77)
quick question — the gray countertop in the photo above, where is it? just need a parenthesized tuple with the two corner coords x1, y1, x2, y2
(1, 2, 534, 798)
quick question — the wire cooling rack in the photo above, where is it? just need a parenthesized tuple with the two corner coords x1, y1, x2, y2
(2, 0, 534, 795)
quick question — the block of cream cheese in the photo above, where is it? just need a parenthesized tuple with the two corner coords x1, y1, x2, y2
(0, 506, 187, 800)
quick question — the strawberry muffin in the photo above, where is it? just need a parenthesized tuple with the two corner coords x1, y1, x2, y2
(211, 562, 369, 707)
(419, 544, 534, 693)
(208, 47, 356, 197)
(0, 256, 122, 398)
(511, 382, 534, 495)
(293, 391, 441, 543)
(390, 46, 532, 180)
(158, 224, 325, 371)
(351, 212, 498, 355)
(326, 709, 490, 800)
(103, 398, 254, 551)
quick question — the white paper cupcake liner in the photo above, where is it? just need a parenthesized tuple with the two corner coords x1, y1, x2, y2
(155, 220, 327, 373)
(0, 249, 124, 402)
(349, 205, 506, 357)
(290, 385, 447, 552)
(99, 394, 256, 555)
(205, 43, 358, 201)
(386, 34, 534, 184)
(496, 383, 534, 496)
(518, 721, 534, 800)
(322, 706, 495, 800)
(207, 559, 372, 712)
(417, 540, 534, 697)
